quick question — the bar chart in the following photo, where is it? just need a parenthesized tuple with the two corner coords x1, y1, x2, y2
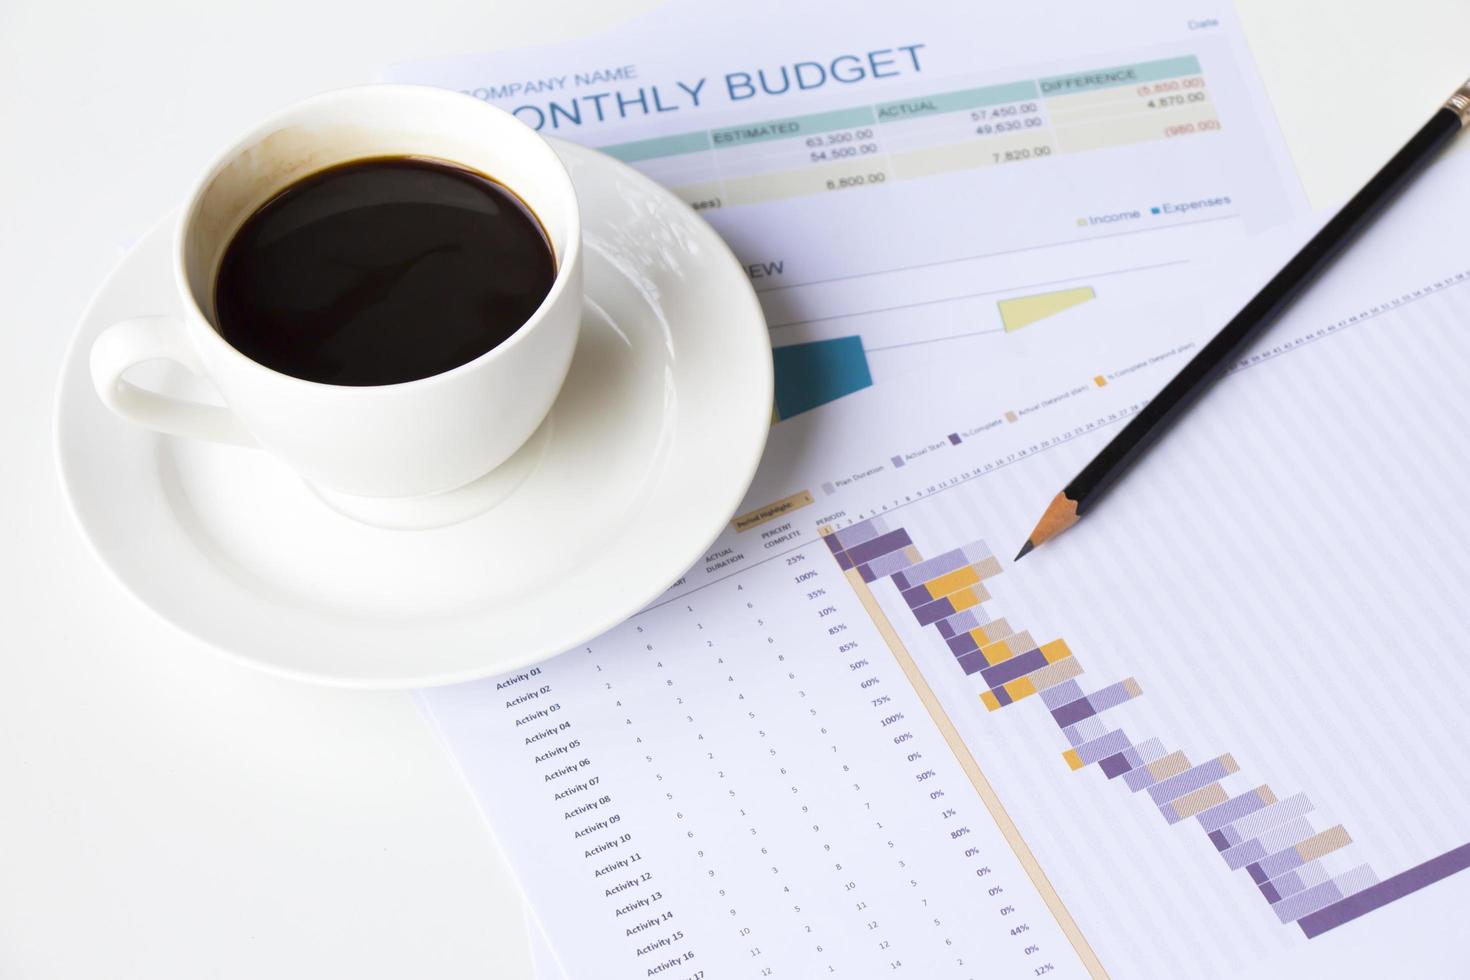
(771, 337, 873, 420)
(769, 279, 1103, 421)
(398, 17, 1312, 409)
(998, 286, 1097, 332)
(824, 517, 1470, 938)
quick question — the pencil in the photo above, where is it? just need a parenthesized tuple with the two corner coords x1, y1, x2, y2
(1016, 77, 1470, 561)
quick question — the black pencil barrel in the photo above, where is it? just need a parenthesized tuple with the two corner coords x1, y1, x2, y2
(1068, 106, 1464, 514)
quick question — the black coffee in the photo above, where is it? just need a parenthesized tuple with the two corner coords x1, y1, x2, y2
(214, 156, 555, 386)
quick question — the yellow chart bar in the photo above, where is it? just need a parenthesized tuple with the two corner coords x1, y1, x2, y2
(998, 286, 1097, 332)
(949, 587, 981, 613)
(981, 638, 1015, 664)
(1004, 676, 1039, 702)
(970, 617, 1013, 647)
(926, 564, 980, 600)
(1041, 639, 1073, 663)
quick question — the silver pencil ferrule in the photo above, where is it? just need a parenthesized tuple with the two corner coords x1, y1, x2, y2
(1446, 79, 1470, 127)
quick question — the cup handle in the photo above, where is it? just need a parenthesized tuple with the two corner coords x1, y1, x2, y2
(89, 315, 256, 447)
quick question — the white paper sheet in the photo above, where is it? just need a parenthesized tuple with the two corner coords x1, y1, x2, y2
(410, 65, 1470, 974)
(386, 0, 1307, 413)
(418, 115, 1470, 980)
(391, 3, 1470, 976)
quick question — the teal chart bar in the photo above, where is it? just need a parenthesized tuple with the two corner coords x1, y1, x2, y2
(773, 336, 874, 420)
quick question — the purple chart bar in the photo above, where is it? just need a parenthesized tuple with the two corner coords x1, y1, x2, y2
(1197, 787, 1276, 833)
(913, 595, 958, 627)
(828, 518, 886, 553)
(1299, 843, 1470, 938)
(1223, 817, 1314, 871)
(1270, 860, 1331, 899)
(1041, 680, 1085, 710)
(935, 608, 989, 638)
(1063, 717, 1109, 747)
(1074, 728, 1133, 767)
(1147, 755, 1237, 806)
(845, 529, 913, 566)
(892, 547, 970, 591)
(955, 651, 987, 676)
(980, 648, 1048, 688)
(1275, 865, 1377, 925)
(865, 548, 916, 580)
(946, 633, 978, 657)
(1219, 794, 1315, 850)
(842, 519, 1470, 943)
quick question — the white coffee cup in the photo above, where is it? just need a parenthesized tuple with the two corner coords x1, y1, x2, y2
(90, 85, 582, 499)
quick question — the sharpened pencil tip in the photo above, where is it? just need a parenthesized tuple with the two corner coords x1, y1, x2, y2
(1019, 492, 1082, 557)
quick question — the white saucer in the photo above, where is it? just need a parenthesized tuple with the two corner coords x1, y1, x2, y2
(55, 139, 772, 689)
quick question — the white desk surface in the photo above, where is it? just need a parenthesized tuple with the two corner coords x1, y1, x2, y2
(3, 1, 1468, 976)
